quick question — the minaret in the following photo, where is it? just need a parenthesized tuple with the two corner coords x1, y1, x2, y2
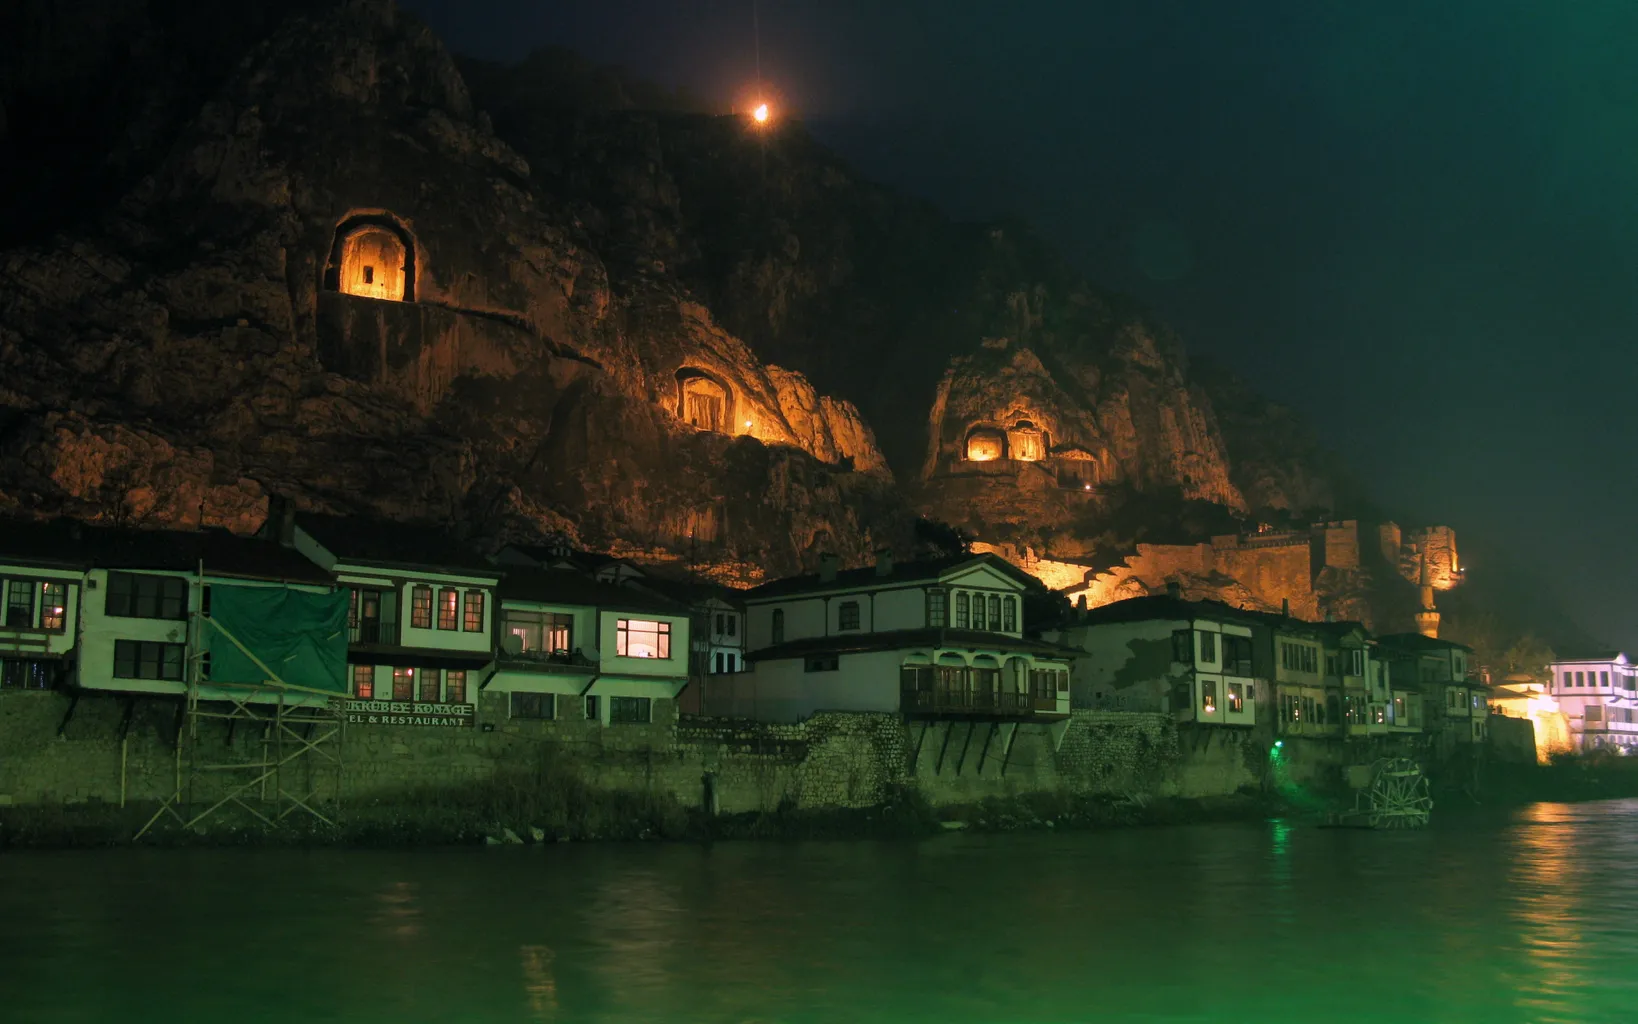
(1415, 548, 1441, 638)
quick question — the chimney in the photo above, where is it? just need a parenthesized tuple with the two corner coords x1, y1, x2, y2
(874, 549, 895, 577)
(819, 553, 839, 583)
(1165, 580, 1182, 600)
(1281, 597, 1291, 618)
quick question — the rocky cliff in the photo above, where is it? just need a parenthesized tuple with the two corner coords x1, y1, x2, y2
(0, 1, 904, 579)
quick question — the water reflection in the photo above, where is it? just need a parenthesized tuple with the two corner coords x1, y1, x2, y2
(6, 809, 1638, 1022)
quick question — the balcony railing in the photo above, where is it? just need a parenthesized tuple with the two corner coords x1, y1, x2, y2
(901, 684, 1059, 718)
(349, 618, 400, 646)
(499, 648, 597, 671)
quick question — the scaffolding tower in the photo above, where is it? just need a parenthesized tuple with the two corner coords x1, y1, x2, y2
(136, 564, 347, 839)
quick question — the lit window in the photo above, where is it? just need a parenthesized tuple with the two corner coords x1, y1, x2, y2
(1227, 682, 1244, 713)
(437, 588, 458, 630)
(418, 667, 441, 703)
(40, 582, 66, 632)
(617, 619, 671, 659)
(1201, 680, 1218, 714)
(411, 585, 433, 629)
(445, 671, 466, 704)
(392, 667, 414, 702)
(463, 591, 485, 632)
(353, 664, 375, 699)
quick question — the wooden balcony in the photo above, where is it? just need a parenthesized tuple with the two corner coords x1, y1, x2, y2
(901, 684, 1062, 719)
(349, 617, 400, 646)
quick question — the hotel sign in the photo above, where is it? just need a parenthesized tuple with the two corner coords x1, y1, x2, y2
(341, 699, 475, 728)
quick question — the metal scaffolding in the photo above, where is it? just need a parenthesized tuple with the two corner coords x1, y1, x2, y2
(135, 564, 346, 839)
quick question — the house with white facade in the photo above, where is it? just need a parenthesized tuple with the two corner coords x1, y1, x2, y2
(1378, 633, 1483, 747)
(1548, 652, 1638, 753)
(1316, 621, 1388, 737)
(286, 512, 500, 727)
(487, 567, 692, 725)
(1053, 593, 1260, 727)
(0, 517, 339, 699)
(726, 552, 1074, 723)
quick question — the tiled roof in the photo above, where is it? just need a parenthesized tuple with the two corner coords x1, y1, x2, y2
(1376, 633, 1474, 653)
(747, 628, 1078, 662)
(295, 513, 498, 574)
(497, 568, 689, 615)
(743, 553, 1034, 601)
(0, 517, 333, 584)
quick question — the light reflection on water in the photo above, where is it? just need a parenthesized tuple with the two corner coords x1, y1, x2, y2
(3, 802, 1638, 1022)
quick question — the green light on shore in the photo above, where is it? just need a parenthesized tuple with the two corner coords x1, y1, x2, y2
(1274, 740, 1283, 748)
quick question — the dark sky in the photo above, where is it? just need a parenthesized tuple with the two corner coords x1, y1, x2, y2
(402, 0, 1638, 649)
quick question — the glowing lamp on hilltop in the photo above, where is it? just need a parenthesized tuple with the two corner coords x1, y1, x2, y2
(753, 103, 770, 123)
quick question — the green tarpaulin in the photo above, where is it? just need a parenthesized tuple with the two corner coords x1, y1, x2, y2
(204, 585, 350, 694)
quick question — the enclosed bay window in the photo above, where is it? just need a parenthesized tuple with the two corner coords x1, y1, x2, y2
(1227, 682, 1245, 713)
(505, 610, 574, 654)
(616, 619, 671, 659)
(464, 591, 485, 632)
(1201, 679, 1218, 714)
(106, 572, 186, 620)
(1222, 634, 1254, 676)
(113, 640, 184, 681)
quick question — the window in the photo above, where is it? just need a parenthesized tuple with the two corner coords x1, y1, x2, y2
(1201, 679, 1217, 714)
(5, 580, 34, 627)
(1602, 671, 1611, 688)
(1374, 704, 1385, 725)
(353, 664, 375, 699)
(1198, 631, 1217, 664)
(725, 653, 737, 672)
(987, 595, 1000, 631)
(1003, 597, 1017, 632)
(1345, 649, 1364, 676)
(511, 692, 555, 719)
(411, 585, 434, 629)
(715, 613, 725, 635)
(584, 695, 600, 721)
(437, 588, 458, 630)
(1227, 682, 1244, 713)
(1586, 705, 1604, 722)
(446, 670, 467, 704)
(113, 640, 185, 681)
(805, 653, 840, 672)
(926, 590, 947, 628)
(350, 589, 393, 644)
(1280, 642, 1318, 674)
(0, 659, 53, 690)
(772, 609, 785, 644)
(714, 652, 725, 673)
(39, 582, 67, 632)
(105, 572, 187, 620)
(505, 611, 573, 654)
(419, 667, 441, 703)
(1172, 630, 1192, 664)
(838, 600, 861, 631)
(463, 591, 485, 632)
(392, 667, 414, 701)
(1576, 672, 1585, 686)
(1448, 689, 1458, 709)
(955, 592, 970, 629)
(1222, 635, 1254, 676)
(1392, 696, 1406, 723)
(610, 696, 651, 723)
(726, 615, 737, 637)
(972, 595, 987, 631)
(1563, 671, 1573, 689)
(616, 619, 671, 659)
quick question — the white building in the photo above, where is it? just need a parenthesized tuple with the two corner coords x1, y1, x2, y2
(288, 513, 500, 725)
(1053, 594, 1260, 726)
(0, 522, 84, 691)
(1548, 653, 1638, 753)
(487, 567, 693, 725)
(723, 553, 1074, 722)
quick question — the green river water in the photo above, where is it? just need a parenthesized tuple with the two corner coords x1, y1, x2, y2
(2, 800, 1633, 1023)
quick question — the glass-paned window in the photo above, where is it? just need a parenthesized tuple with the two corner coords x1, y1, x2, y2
(391, 667, 414, 701)
(987, 595, 1001, 631)
(446, 670, 467, 704)
(610, 696, 651, 723)
(353, 664, 375, 699)
(584, 695, 600, 721)
(1172, 630, 1192, 664)
(1222, 635, 1254, 675)
(1198, 631, 1217, 664)
(1602, 671, 1611, 687)
(838, 601, 861, 631)
(419, 667, 441, 702)
(112, 640, 185, 681)
(1002, 597, 1017, 632)
(5, 580, 34, 627)
(726, 615, 737, 637)
(1227, 682, 1244, 713)
(1586, 705, 1604, 722)
(464, 591, 485, 632)
(411, 585, 433, 629)
(972, 595, 987, 631)
(40, 582, 67, 632)
(0, 658, 54, 690)
(437, 588, 459, 630)
(1201, 680, 1218, 714)
(954, 592, 970, 629)
(926, 590, 947, 628)
(616, 619, 671, 659)
(772, 609, 785, 644)
(105, 572, 187, 620)
(511, 692, 554, 719)
(1576, 672, 1585, 686)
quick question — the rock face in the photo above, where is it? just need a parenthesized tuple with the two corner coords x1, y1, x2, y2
(0, 1, 903, 578)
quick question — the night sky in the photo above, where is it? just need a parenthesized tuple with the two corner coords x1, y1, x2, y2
(402, 0, 1638, 650)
